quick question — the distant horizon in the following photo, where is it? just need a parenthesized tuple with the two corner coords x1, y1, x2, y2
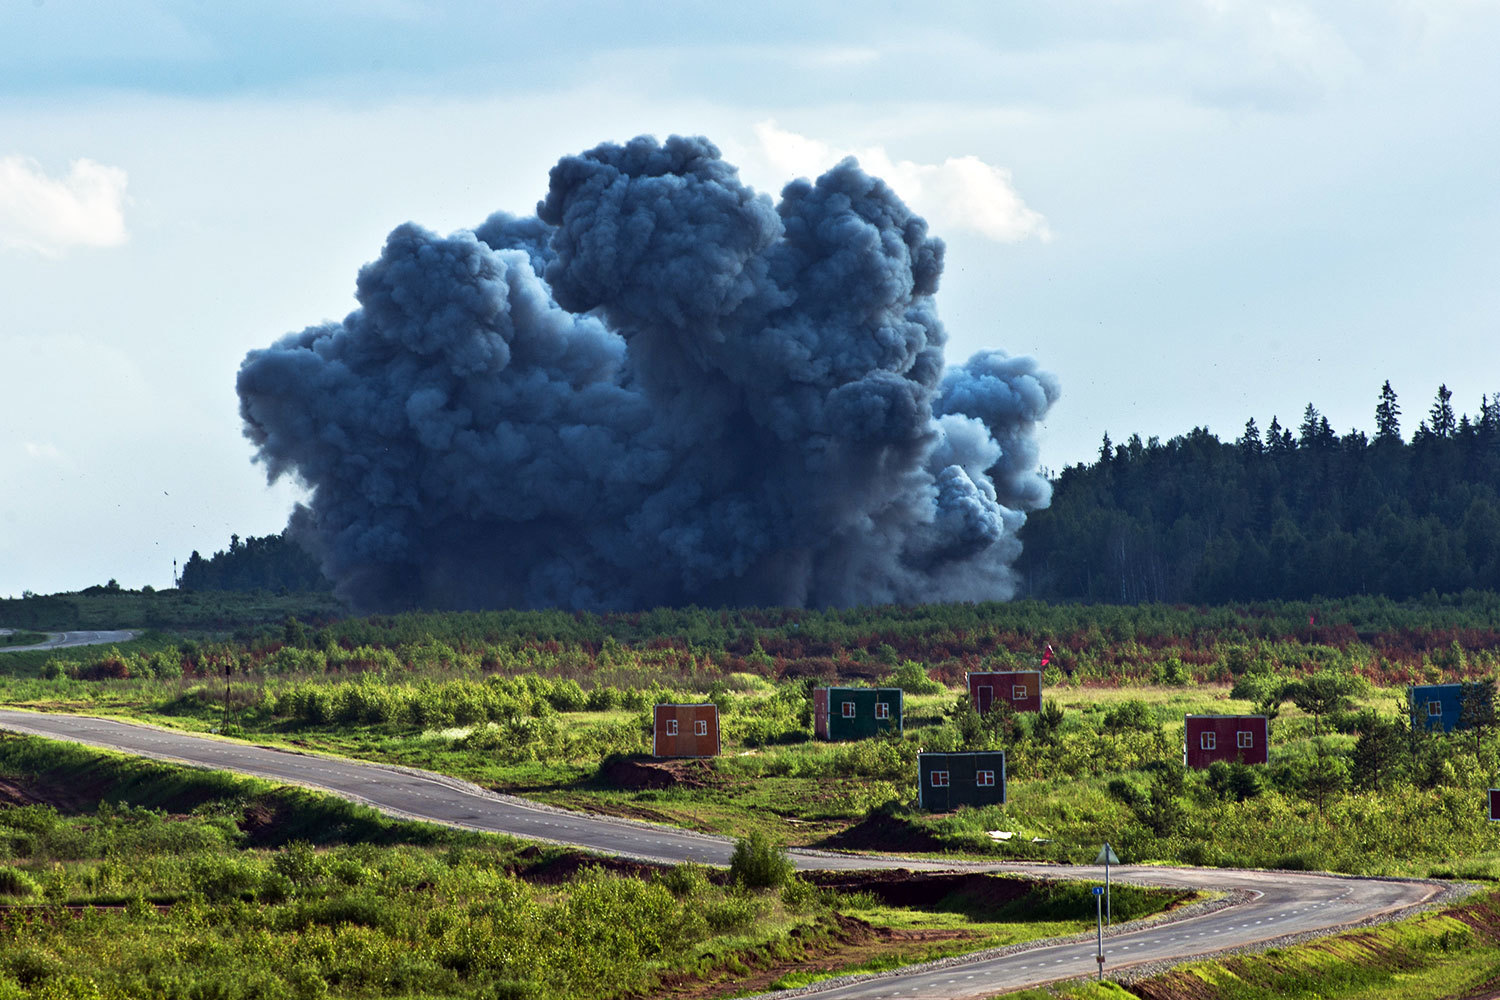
(4, 2, 1498, 596)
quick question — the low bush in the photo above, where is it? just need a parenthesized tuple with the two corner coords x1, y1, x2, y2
(729, 831, 794, 890)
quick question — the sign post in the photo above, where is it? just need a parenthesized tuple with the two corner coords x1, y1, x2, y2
(1093, 886, 1104, 980)
(1096, 842, 1120, 926)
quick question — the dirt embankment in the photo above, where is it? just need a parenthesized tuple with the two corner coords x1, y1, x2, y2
(0, 774, 108, 814)
(598, 757, 723, 791)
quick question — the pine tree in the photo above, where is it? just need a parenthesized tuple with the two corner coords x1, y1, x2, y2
(1238, 417, 1262, 457)
(1374, 380, 1401, 444)
(1298, 403, 1323, 448)
(1266, 416, 1292, 454)
(1429, 384, 1456, 439)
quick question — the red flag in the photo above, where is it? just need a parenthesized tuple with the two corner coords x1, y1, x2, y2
(1309, 612, 1316, 626)
(1041, 643, 1054, 667)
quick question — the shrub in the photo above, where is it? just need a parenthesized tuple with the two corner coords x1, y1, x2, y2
(1102, 699, 1154, 732)
(654, 862, 711, 899)
(886, 660, 943, 695)
(728, 831, 794, 890)
(0, 866, 39, 898)
(547, 679, 588, 712)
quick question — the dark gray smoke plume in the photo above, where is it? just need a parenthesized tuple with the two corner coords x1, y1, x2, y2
(237, 136, 1060, 611)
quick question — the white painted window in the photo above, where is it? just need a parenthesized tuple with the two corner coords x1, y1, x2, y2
(931, 770, 949, 787)
(875, 702, 890, 719)
(1012, 685, 1028, 700)
(1200, 732, 1216, 751)
(1428, 701, 1442, 717)
(977, 770, 995, 787)
(665, 719, 678, 736)
(694, 719, 708, 736)
(842, 701, 856, 718)
(1237, 730, 1253, 748)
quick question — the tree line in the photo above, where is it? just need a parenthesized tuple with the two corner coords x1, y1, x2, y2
(1019, 382, 1500, 603)
(179, 531, 331, 594)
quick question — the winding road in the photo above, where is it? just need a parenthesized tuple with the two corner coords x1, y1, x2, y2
(0, 630, 137, 653)
(0, 709, 1445, 999)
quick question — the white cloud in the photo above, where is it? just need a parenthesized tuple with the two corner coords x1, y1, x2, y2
(0, 156, 129, 256)
(751, 121, 1051, 243)
(21, 442, 70, 468)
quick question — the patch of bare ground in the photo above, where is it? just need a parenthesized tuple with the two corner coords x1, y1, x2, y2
(597, 757, 726, 791)
(0, 774, 108, 814)
(813, 810, 947, 853)
(804, 869, 1034, 911)
(508, 845, 665, 884)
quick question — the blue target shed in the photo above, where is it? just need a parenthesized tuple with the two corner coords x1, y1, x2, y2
(1410, 683, 1466, 733)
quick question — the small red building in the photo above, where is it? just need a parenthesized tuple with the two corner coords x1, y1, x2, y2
(653, 704, 720, 758)
(967, 670, 1042, 714)
(1489, 789, 1500, 823)
(1184, 715, 1269, 769)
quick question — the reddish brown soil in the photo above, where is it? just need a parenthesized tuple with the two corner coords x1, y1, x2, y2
(813, 811, 948, 853)
(598, 757, 723, 791)
(508, 845, 667, 885)
(0, 774, 106, 814)
(805, 869, 1034, 911)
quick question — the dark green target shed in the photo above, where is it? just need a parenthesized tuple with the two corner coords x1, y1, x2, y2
(917, 751, 1006, 811)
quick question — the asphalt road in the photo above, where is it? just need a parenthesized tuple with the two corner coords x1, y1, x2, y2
(0, 710, 1444, 999)
(0, 630, 137, 653)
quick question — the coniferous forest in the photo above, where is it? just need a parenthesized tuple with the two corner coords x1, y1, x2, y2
(1020, 382, 1500, 603)
(178, 531, 331, 594)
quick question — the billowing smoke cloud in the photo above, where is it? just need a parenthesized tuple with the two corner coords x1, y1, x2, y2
(237, 136, 1060, 611)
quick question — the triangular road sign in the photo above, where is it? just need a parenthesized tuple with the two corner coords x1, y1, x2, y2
(1095, 843, 1120, 865)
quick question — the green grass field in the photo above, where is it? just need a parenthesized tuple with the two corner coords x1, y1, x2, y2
(0, 735, 1187, 1000)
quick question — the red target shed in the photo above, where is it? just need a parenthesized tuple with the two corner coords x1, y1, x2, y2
(1184, 715, 1269, 769)
(967, 670, 1042, 715)
(653, 704, 720, 758)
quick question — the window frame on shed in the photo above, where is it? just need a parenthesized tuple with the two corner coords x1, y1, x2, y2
(930, 770, 950, 788)
(665, 719, 678, 736)
(875, 701, 890, 719)
(1237, 730, 1254, 749)
(694, 719, 708, 736)
(841, 700, 856, 718)
(1428, 700, 1443, 718)
(1200, 731, 1216, 751)
(977, 770, 995, 787)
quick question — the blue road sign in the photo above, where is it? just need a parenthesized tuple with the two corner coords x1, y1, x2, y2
(1093, 886, 1104, 895)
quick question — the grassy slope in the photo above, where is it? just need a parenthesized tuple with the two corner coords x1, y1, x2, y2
(4, 673, 1495, 878)
(0, 734, 1186, 1000)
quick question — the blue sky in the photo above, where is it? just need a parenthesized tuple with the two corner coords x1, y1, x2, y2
(3, 1, 1499, 595)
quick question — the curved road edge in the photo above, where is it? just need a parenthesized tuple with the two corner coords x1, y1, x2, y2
(0, 630, 139, 654)
(0, 708, 1454, 1000)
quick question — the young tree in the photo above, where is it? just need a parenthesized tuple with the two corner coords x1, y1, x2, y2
(1303, 740, 1350, 818)
(1284, 671, 1365, 735)
(1031, 699, 1066, 744)
(1351, 712, 1405, 790)
(1460, 678, 1497, 756)
(1374, 380, 1401, 444)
